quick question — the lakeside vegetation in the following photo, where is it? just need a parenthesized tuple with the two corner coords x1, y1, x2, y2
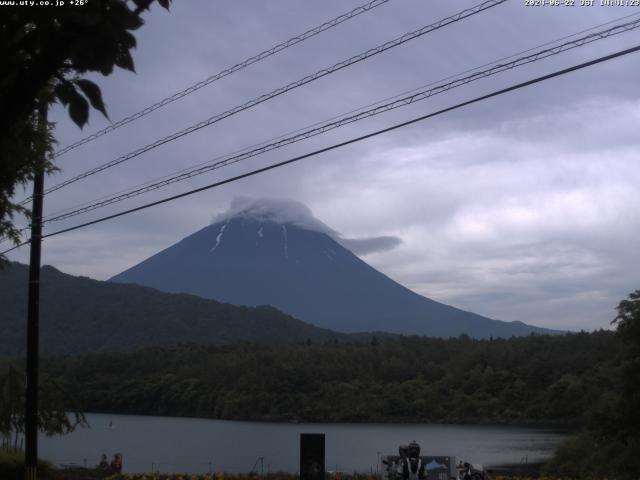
(10, 330, 618, 425)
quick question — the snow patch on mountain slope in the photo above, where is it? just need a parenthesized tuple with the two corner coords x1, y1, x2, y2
(282, 225, 289, 259)
(210, 222, 228, 253)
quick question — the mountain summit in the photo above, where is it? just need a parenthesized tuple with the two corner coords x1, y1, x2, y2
(110, 198, 554, 338)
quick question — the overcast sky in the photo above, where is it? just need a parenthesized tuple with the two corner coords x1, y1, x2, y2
(6, 0, 640, 331)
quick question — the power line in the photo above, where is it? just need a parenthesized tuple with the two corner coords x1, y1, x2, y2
(53, 0, 394, 158)
(12, 8, 639, 242)
(27, 0, 507, 203)
(8, 12, 640, 242)
(4, 43, 639, 256)
(40, 11, 640, 222)
(40, 18, 640, 224)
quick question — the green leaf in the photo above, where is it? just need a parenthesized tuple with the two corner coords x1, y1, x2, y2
(68, 91, 90, 129)
(54, 80, 76, 107)
(75, 79, 109, 119)
(54, 79, 91, 128)
(114, 49, 135, 72)
(131, 0, 153, 11)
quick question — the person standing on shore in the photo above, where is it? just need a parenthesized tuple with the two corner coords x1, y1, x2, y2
(110, 453, 123, 474)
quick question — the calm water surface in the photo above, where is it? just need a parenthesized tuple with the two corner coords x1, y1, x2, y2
(39, 413, 566, 474)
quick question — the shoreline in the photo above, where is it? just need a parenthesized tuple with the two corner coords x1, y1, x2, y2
(80, 411, 576, 430)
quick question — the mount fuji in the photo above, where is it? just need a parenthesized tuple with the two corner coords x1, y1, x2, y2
(110, 198, 554, 338)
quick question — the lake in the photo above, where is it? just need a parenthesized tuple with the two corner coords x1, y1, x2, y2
(39, 413, 567, 474)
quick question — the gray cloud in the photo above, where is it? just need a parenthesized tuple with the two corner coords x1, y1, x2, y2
(214, 196, 336, 235)
(339, 236, 403, 255)
(212, 196, 403, 256)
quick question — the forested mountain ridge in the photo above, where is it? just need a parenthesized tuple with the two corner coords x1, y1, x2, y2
(26, 331, 618, 424)
(111, 199, 558, 338)
(0, 262, 355, 355)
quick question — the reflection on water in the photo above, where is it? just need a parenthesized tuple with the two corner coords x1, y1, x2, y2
(39, 413, 567, 474)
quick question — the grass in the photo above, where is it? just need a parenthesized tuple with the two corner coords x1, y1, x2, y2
(0, 455, 597, 480)
(0, 450, 54, 480)
(100, 473, 586, 480)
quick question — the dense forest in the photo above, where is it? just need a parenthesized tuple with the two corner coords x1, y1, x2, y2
(10, 330, 619, 425)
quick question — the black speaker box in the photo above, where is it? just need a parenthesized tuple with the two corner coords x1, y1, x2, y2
(300, 433, 325, 480)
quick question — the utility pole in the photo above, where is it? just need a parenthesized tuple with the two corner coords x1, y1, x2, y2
(25, 104, 47, 480)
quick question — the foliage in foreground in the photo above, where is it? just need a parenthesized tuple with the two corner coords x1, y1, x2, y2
(0, 363, 87, 453)
(0, 465, 614, 480)
(101, 474, 598, 480)
(545, 432, 640, 479)
(0, 0, 171, 258)
(544, 290, 640, 480)
(0, 450, 53, 480)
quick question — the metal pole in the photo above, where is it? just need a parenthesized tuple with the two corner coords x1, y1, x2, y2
(24, 104, 46, 480)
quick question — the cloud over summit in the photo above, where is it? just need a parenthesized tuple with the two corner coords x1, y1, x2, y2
(214, 197, 402, 256)
(215, 197, 335, 235)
